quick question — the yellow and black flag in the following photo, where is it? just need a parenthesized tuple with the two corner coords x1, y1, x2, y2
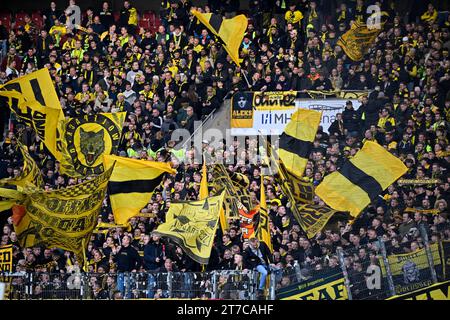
(59, 112, 126, 177)
(256, 176, 273, 252)
(104, 155, 176, 225)
(0, 185, 24, 212)
(153, 192, 226, 264)
(0, 69, 64, 159)
(337, 12, 389, 61)
(13, 166, 113, 264)
(0, 141, 44, 189)
(191, 9, 247, 66)
(316, 141, 407, 218)
(286, 171, 314, 204)
(278, 109, 322, 178)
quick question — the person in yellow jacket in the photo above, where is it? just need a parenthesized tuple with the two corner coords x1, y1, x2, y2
(49, 19, 67, 48)
(70, 39, 85, 63)
(285, 3, 303, 29)
(377, 108, 396, 132)
(421, 3, 438, 25)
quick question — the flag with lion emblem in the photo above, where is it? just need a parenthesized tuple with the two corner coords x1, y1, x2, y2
(59, 112, 126, 177)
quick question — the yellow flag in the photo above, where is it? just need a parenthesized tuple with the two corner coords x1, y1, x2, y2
(0, 141, 44, 189)
(104, 155, 176, 225)
(256, 176, 272, 252)
(0, 69, 64, 158)
(59, 112, 126, 177)
(153, 192, 225, 264)
(337, 14, 388, 61)
(0, 244, 13, 281)
(278, 109, 322, 178)
(13, 166, 113, 262)
(191, 9, 248, 66)
(316, 141, 407, 218)
(200, 161, 208, 200)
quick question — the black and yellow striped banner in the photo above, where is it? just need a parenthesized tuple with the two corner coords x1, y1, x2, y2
(278, 109, 322, 178)
(316, 141, 407, 218)
(104, 155, 176, 225)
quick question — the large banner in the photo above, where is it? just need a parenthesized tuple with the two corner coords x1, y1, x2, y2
(387, 280, 450, 300)
(382, 243, 442, 295)
(276, 269, 348, 300)
(230, 92, 361, 135)
(14, 166, 113, 260)
(0, 245, 13, 278)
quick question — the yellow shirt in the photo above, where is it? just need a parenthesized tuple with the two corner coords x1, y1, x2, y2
(377, 116, 395, 130)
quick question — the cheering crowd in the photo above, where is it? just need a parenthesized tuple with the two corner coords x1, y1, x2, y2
(0, 0, 449, 299)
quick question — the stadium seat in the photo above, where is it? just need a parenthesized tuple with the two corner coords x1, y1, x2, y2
(113, 11, 120, 23)
(139, 17, 150, 30)
(31, 11, 43, 29)
(14, 11, 28, 28)
(0, 12, 11, 33)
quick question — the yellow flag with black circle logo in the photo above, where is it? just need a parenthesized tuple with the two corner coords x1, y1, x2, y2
(103, 155, 176, 225)
(278, 109, 322, 178)
(13, 166, 113, 262)
(191, 9, 247, 66)
(153, 192, 225, 264)
(0, 69, 64, 159)
(59, 112, 126, 177)
(316, 141, 407, 218)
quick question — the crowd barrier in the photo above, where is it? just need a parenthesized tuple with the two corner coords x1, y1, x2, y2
(1, 227, 449, 300)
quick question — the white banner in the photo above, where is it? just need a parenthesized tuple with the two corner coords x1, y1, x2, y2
(230, 99, 361, 135)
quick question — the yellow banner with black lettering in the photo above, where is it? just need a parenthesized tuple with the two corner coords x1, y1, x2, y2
(153, 192, 225, 264)
(276, 270, 348, 300)
(0, 69, 64, 159)
(13, 166, 113, 261)
(306, 90, 370, 100)
(296, 204, 340, 239)
(0, 245, 13, 279)
(0, 141, 44, 189)
(387, 280, 450, 300)
(381, 243, 441, 295)
(59, 112, 126, 177)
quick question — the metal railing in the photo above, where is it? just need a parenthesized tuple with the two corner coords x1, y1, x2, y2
(1, 269, 260, 300)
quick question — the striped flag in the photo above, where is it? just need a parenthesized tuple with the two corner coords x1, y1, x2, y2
(278, 109, 322, 179)
(104, 155, 176, 225)
(316, 141, 407, 218)
(191, 9, 247, 66)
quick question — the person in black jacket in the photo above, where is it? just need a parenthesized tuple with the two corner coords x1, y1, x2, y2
(243, 237, 273, 297)
(342, 100, 360, 136)
(113, 235, 142, 299)
(143, 234, 163, 271)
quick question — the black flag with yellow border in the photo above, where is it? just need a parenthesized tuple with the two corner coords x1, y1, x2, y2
(191, 9, 247, 66)
(316, 141, 407, 218)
